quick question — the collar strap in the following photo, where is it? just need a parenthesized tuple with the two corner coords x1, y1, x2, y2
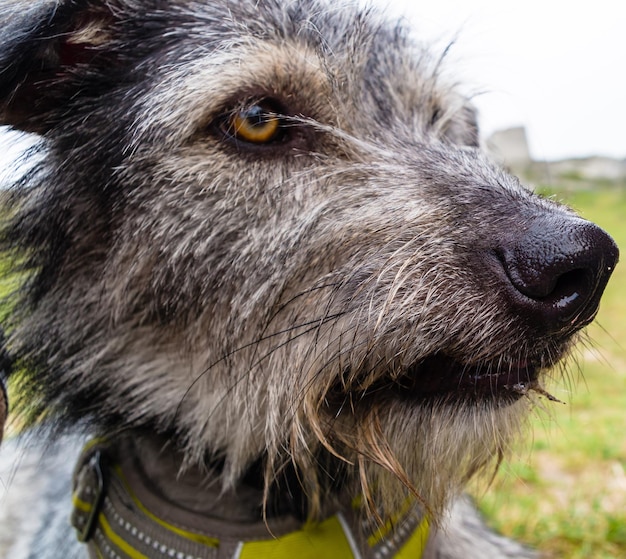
(71, 439, 430, 559)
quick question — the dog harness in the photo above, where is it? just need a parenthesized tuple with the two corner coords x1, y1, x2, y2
(71, 440, 430, 559)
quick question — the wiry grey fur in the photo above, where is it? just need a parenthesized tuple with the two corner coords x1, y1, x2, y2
(0, 1, 618, 558)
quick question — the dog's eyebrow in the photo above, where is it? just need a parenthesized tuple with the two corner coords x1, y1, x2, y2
(131, 41, 333, 150)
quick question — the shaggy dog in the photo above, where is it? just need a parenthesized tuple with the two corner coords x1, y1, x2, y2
(0, 1, 618, 557)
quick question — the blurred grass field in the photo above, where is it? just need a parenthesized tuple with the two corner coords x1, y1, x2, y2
(476, 184, 626, 558)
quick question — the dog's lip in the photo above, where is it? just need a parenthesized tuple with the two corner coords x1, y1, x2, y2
(404, 354, 541, 399)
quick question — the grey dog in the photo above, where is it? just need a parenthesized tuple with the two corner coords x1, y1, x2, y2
(0, 0, 618, 558)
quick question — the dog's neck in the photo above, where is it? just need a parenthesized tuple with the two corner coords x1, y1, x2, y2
(71, 434, 431, 558)
(132, 434, 323, 521)
(120, 435, 276, 523)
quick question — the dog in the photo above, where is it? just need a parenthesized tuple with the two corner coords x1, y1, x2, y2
(0, 0, 618, 558)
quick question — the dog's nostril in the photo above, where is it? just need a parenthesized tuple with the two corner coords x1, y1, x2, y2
(551, 269, 588, 306)
(498, 217, 618, 333)
(538, 267, 594, 323)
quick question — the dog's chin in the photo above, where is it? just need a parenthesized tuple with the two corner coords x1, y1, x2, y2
(325, 356, 539, 523)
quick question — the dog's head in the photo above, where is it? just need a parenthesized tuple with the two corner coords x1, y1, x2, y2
(0, 0, 618, 519)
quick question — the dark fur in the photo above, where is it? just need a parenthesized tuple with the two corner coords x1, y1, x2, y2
(0, 1, 618, 557)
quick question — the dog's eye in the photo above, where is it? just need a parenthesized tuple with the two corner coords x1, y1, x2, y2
(222, 101, 283, 144)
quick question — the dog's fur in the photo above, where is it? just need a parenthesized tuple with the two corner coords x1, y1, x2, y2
(0, 1, 618, 558)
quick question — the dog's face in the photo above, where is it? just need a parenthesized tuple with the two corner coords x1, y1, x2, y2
(0, 0, 618, 518)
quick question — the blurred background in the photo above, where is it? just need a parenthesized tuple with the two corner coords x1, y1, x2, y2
(380, 0, 625, 162)
(1, 1, 625, 557)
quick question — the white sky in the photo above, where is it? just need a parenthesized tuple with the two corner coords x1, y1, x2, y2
(1, 1, 624, 162)
(377, 0, 626, 161)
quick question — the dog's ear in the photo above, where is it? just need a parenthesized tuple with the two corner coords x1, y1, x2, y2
(0, 1, 115, 133)
(443, 104, 480, 148)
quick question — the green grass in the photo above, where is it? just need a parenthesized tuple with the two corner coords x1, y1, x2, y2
(475, 185, 626, 558)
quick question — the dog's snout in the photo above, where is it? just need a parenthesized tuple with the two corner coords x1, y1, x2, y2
(498, 217, 619, 333)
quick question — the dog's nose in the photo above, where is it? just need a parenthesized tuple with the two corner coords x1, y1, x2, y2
(498, 217, 618, 334)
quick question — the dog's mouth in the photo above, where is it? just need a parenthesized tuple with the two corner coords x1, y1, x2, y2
(334, 352, 560, 410)
(376, 353, 560, 404)
(404, 354, 540, 399)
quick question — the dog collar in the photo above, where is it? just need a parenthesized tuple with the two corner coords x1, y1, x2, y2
(71, 439, 430, 559)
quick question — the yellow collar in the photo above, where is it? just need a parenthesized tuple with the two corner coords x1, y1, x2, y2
(71, 440, 430, 559)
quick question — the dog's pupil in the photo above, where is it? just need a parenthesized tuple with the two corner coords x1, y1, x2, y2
(242, 105, 271, 127)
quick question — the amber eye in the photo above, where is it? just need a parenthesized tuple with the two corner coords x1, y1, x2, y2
(225, 102, 283, 144)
